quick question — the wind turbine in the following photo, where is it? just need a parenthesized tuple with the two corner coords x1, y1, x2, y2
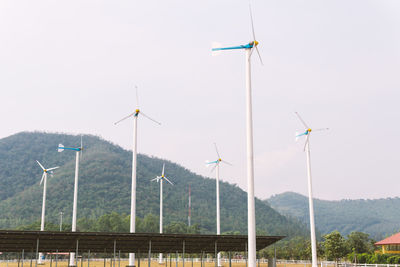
(57, 137, 83, 267)
(211, 6, 262, 267)
(36, 160, 59, 264)
(294, 112, 328, 267)
(151, 163, 173, 264)
(206, 143, 231, 267)
(114, 88, 160, 267)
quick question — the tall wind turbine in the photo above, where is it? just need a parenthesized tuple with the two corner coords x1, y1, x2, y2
(151, 163, 173, 264)
(294, 112, 328, 267)
(57, 137, 83, 267)
(206, 143, 231, 267)
(36, 160, 59, 264)
(114, 88, 160, 267)
(211, 6, 262, 267)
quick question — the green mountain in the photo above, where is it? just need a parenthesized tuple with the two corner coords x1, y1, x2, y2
(0, 132, 307, 237)
(266, 192, 400, 239)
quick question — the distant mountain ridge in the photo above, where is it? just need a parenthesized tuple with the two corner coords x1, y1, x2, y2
(0, 132, 308, 237)
(266, 192, 400, 239)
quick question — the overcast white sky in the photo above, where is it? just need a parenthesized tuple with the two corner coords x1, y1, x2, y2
(1, 0, 399, 200)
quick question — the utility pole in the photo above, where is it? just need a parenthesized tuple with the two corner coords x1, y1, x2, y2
(59, 212, 63, 231)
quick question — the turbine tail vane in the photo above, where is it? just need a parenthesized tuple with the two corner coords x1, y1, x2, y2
(58, 144, 65, 152)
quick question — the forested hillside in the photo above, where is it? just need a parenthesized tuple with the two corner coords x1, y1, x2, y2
(267, 192, 400, 239)
(0, 132, 307, 237)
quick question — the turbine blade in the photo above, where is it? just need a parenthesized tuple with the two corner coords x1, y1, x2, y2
(135, 85, 140, 108)
(40, 173, 45, 185)
(255, 46, 264, 65)
(313, 128, 330, 132)
(221, 160, 233, 166)
(303, 134, 310, 152)
(80, 135, 83, 160)
(140, 112, 161, 125)
(114, 112, 135, 125)
(294, 112, 309, 129)
(249, 4, 256, 41)
(214, 143, 221, 159)
(47, 166, 59, 171)
(162, 163, 165, 176)
(36, 160, 45, 171)
(210, 163, 217, 173)
(164, 177, 174, 185)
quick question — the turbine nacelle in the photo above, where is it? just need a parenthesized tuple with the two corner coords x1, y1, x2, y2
(211, 5, 263, 65)
(294, 112, 329, 150)
(151, 163, 174, 185)
(36, 160, 59, 185)
(205, 143, 232, 173)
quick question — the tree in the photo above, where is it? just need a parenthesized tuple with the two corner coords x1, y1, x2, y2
(323, 231, 347, 266)
(346, 231, 374, 254)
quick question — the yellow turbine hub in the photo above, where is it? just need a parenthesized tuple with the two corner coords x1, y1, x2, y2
(135, 109, 140, 113)
(308, 128, 312, 133)
(44, 169, 47, 172)
(162, 175, 164, 178)
(254, 40, 259, 46)
(218, 158, 222, 162)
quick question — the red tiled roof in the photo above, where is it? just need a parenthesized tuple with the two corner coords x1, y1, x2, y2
(375, 233, 400, 245)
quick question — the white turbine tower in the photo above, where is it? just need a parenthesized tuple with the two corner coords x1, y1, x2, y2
(294, 112, 329, 267)
(57, 137, 83, 267)
(114, 88, 160, 267)
(150, 163, 173, 264)
(206, 143, 231, 267)
(36, 160, 59, 264)
(211, 6, 262, 267)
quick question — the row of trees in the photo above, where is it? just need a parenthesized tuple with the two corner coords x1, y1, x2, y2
(258, 231, 377, 262)
(17, 212, 201, 234)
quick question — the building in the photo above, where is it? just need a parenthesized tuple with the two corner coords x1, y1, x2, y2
(375, 233, 400, 254)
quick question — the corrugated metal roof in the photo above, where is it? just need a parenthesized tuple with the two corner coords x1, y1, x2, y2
(0, 230, 284, 253)
(375, 233, 400, 245)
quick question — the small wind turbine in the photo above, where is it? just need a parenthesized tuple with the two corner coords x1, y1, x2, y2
(57, 136, 83, 267)
(211, 6, 262, 267)
(36, 160, 59, 264)
(151, 163, 173, 264)
(114, 87, 160, 267)
(206, 143, 231, 267)
(294, 112, 328, 267)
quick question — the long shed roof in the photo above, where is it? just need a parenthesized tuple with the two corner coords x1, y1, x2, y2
(0, 230, 284, 253)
